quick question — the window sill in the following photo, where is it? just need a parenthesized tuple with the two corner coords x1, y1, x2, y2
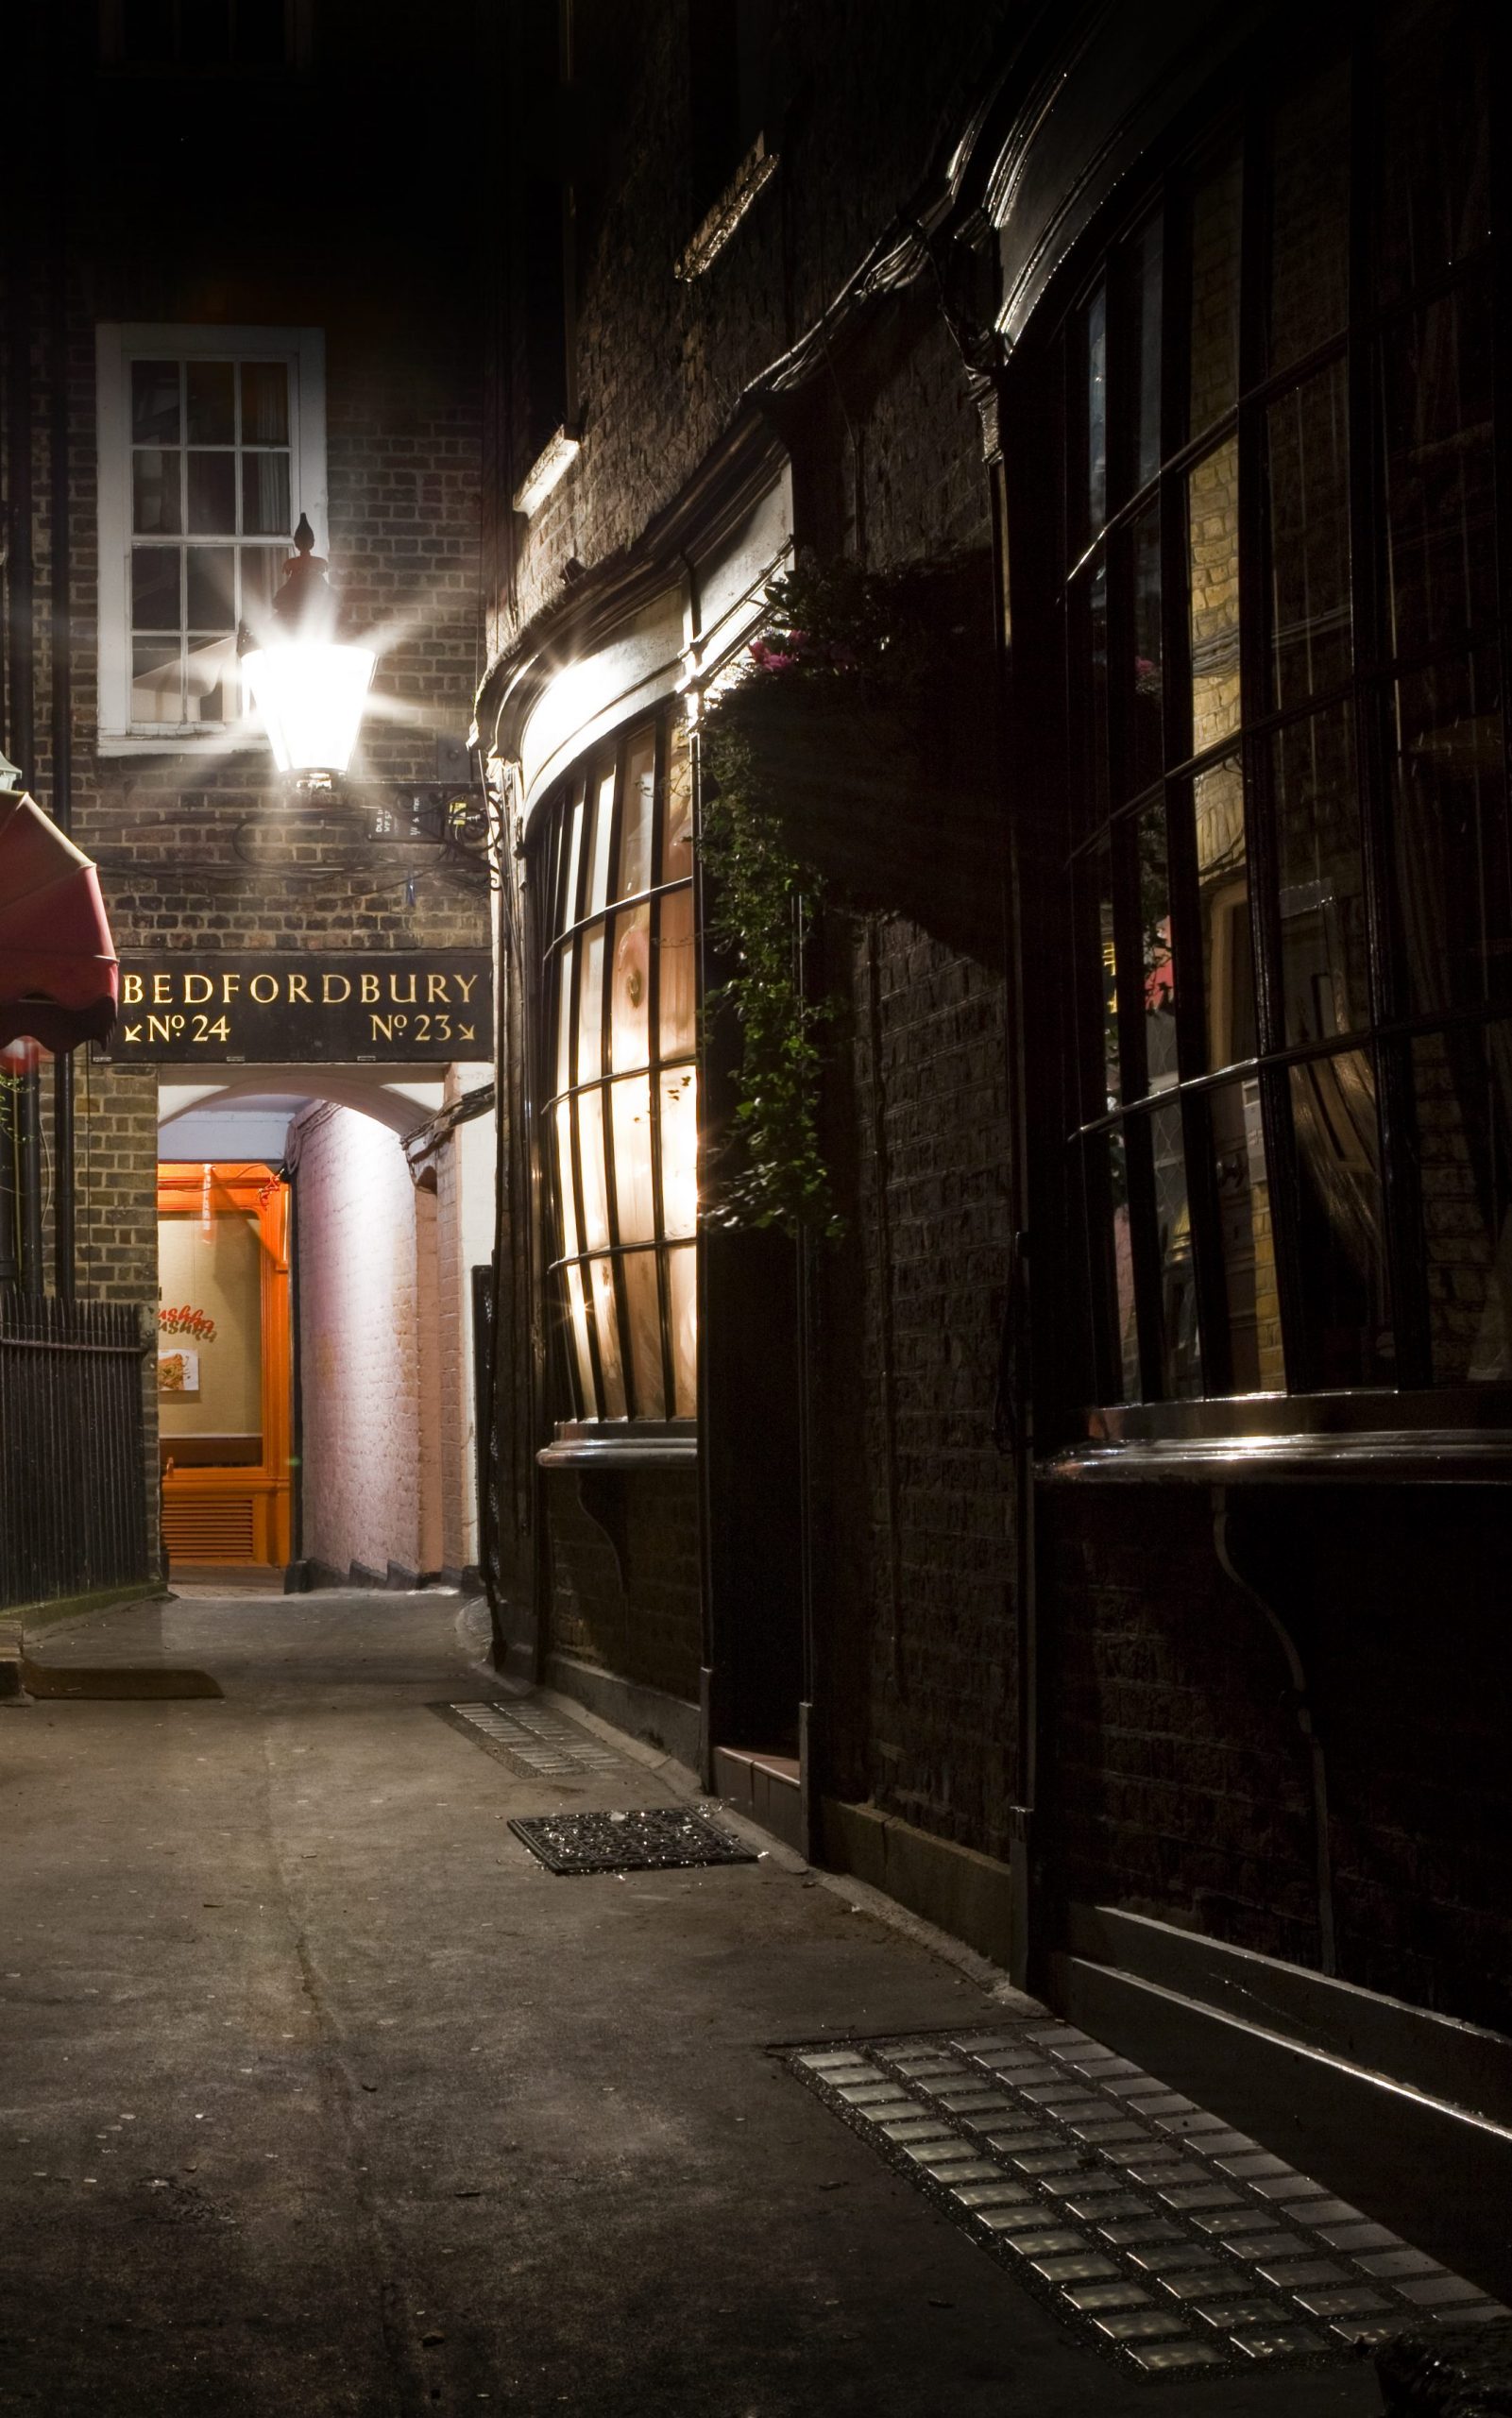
(538, 1423, 697, 1472)
(97, 731, 267, 760)
(1042, 1388, 1512, 1485)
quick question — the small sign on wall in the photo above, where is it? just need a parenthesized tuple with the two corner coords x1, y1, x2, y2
(158, 1349, 200, 1396)
(109, 953, 493, 1063)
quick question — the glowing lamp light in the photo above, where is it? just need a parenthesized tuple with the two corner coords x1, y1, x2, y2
(245, 639, 375, 775)
(242, 513, 375, 778)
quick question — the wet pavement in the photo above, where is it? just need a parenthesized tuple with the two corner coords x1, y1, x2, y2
(0, 1588, 1397, 2415)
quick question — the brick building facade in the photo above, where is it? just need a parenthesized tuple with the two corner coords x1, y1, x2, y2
(474, 0, 1512, 2192)
(3, 2, 493, 1595)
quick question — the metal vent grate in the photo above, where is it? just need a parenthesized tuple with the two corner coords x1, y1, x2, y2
(435, 1698, 630, 1779)
(508, 1806, 756, 1875)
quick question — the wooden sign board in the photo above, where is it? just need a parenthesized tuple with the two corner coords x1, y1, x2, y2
(109, 952, 492, 1062)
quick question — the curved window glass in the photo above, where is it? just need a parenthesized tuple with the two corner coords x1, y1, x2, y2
(537, 714, 697, 1425)
(1055, 3, 1511, 1414)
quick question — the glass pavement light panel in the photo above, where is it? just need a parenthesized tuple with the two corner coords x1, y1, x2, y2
(785, 2020, 1508, 2381)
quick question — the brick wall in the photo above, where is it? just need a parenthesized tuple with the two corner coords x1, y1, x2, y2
(491, 0, 1011, 653)
(546, 1467, 702, 1709)
(821, 913, 1019, 1858)
(292, 1103, 423, 1582)
(1045, 1482, 1512, 2035)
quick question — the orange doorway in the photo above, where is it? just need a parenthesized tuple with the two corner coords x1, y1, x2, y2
(157, 1162, 291, 1574)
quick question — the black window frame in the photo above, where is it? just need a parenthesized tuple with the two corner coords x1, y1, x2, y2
(531, 708, 698, 1439)
(1018, 4, 1512, 1453)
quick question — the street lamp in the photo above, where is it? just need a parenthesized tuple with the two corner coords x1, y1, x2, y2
(242, 514, 375, 781)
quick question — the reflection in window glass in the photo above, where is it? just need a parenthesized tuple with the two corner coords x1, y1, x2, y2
(1139, 803, 1178, 1095)
(1267, 360, 1351, 709)
(1274, 704, 1368, 1046)
(1192, 757, 1252, 1069)
(1150, 1099, 1201, 1395)
(1189, 436, 1241, 752)
(1211, 1078, 1283, 1391)
(1089, 838, 1122, 1108)
(1059, 12, 1510, 1416)
(1383, 278, 1496, 662)
(1376, 0, 1491, 303)
(1393, 652, 1509, 1016)
(1188, 144, 1242, 435)
(1290, 1049, 1393, 1388)
(1085, 1130, 1138, 1401)
(1070, 560, 1110, 832)
(1122, 215, 1164, 493)
(1413, 1022, 1512, 1381)
(1078, 285, 1108, 553)
(1126, 506, 1163, 797)
(1268, 59, 1351, 371)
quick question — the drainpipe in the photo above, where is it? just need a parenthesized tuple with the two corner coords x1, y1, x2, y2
(1211, 1484, 1337, 1977)
(51, 206, 76, 1298)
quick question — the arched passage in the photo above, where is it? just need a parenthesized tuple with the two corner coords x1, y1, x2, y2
(155, 1064, 494, 1591)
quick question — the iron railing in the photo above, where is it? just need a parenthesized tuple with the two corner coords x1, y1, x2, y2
(0, 1291, 148, 1610)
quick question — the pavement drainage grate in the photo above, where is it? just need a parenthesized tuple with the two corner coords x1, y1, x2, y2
(432, 1698, 631, 1779)
(509, 1806, 757, 1876)
(784, 2021, 1509, 2383)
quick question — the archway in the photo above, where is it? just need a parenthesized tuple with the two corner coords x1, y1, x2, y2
(155, 1067, 494, 1591)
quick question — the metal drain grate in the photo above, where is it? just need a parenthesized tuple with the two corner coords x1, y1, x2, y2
(509, 1806, 757, 1875)
(434, 1698, 630, 1779)
(786, 2020, 1508, 2382)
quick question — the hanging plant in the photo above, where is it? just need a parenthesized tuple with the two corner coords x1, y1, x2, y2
(697, 554, 1001, 1236)
(699, 715, 841, 1238)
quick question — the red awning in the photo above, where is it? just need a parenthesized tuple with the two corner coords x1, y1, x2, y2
(0, 792, 120, 1053)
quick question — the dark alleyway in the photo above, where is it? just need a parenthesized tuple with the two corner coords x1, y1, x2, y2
(0, 1589, 1479, 2417)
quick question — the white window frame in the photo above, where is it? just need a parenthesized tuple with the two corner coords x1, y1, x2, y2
(96, 324, 327, 755)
